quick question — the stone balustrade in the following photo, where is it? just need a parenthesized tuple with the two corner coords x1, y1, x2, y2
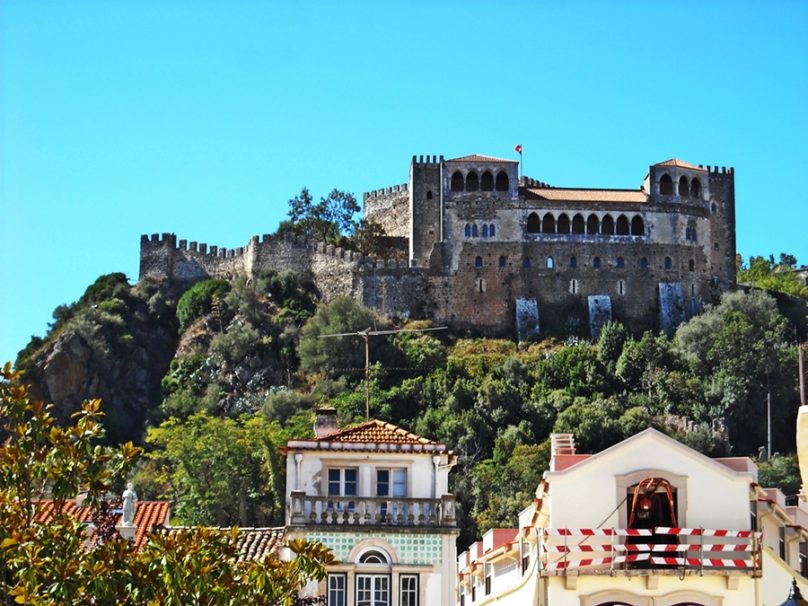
(288, 491, 456, 528)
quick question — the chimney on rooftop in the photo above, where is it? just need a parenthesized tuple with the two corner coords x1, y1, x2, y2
(551, 433, 576, 456)
(314, 407, 339, 439)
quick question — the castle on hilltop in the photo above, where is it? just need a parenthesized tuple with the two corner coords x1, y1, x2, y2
(139, 154, 736, 337)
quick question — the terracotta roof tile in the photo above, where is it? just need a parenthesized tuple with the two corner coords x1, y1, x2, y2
(319, 419, 438, 445)
(654, 158, 707, 171)
(34, 499, 170, 552)
(232, 527, 286, 562)
(525, 188, 649, 204)
(446, 154, 518, 164)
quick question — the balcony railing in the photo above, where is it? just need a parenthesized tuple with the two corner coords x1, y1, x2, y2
(540, 527, 761, 575)
(287, 491, 456, 528)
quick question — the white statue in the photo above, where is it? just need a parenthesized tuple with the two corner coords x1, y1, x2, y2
(122, 482, 138, 526)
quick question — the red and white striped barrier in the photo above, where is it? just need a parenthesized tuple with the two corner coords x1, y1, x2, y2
(654, 527, 757, 538)
(545, 543, 753, 553)
(544, 553, 650, 571)
(648, 556, 755, 569)
(544, 528, 652, 537)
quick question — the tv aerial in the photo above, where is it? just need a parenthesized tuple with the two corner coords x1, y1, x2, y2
(318, 326, 447, 419)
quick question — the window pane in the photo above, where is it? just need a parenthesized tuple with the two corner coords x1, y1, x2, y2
(328, 469, 341, 496)
(393, 469, 407, 497)
(344, 468, 357, 496)
(328, 574, 346, 606)
(401, 575, 418, 606)
(377, 470, 389, 496)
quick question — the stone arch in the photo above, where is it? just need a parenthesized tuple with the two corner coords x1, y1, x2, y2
(593, 256, 602, 269)
(557, 213, 571, 234)
(601, 214, 615, 235)
(546, 257, 554, 269)
(572, 213, 585, 235)
(678, 175, 690, 198)
(579, 590, 653, 606)
(480, 170, 494, 191)
(659, 173, 673, 195)
(542, 213, 556, 233)
(451, 171, 464, 192)
(359, 549, 390, 564)
(526, 212, 541, 233)
(475, 256, 483, 268)
(570, 256, 577, 269)
(631, 215, 644, 236)
(348, 539, 399, 565)
(616, 215, 629, 235)
(691, 178, 702, 200)
(655, 591, 722, 606)
(495, 170, 509, 191)
(466, 170, 479, 191)
(586, 214, 599, 235)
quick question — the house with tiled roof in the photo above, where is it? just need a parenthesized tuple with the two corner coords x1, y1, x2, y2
(284, 408, 458, 606)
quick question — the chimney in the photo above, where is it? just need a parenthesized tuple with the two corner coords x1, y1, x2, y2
(314, 407, 339, 439)
(550, 433, 576, 471)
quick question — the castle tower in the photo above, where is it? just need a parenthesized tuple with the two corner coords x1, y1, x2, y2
(706, 165, 737, 293)
(409, 155, 443, 267)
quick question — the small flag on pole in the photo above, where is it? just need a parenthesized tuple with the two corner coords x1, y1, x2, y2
(515, 144, 523, 179)
(515, 144, 522, 154)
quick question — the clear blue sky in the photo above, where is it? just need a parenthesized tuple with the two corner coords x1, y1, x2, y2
(1, 0, 806, 363)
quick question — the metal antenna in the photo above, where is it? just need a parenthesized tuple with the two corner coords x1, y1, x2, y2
(318, 326, 447, 420)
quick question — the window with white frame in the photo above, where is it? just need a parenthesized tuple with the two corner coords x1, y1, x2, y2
(377, 469, 407, 497)
(400, 574, 419, 606)
(328, 468, 358, 497)
(356, 574, 390, 606)
(484, 562, 492, 595)
(328, 573, 346, 606)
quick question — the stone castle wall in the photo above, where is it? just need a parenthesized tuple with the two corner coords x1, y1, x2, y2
(363, 184, 409, 238)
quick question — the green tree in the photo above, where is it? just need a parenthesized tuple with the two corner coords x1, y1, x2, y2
(176, 278, 231, 331)
(0, 364, 333, 605)
(757, 454, 802, 497)
(145, 412, 287, 526)
(278, 188, 360, 243)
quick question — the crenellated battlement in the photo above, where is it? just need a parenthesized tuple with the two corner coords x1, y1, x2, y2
(520, 176, 554, 188)
(411, 154, 442, 165)
(363, 183, 409, 200)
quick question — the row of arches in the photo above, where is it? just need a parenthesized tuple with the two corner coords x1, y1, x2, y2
(473, 254, 695, 271)
(451, 170, 510, 193)
(659, 173, 703, 200)
(464, 223, 496, 238)
(526, 212, 645, 236)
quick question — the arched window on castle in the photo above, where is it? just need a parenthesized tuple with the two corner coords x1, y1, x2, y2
(542, 213, 555, 234)
(546, 257, 554, 269)
(711, 202, 718, 214)
(489, 224, 495, 237)
(617, 279, 626, 295)
(569, 279, 578, 294)
(593, 256, 602, 269)
(466, 170, 479, 192)
(586, 214, 599, 235)
(691, 178, 702, 200)
(602, 214, 615, 235)
(472, 224, 479, 237)
(426, 190, 433, 199)
(526, 213, 540, 233)
(640, 257, 649, 269)
(616, 215, 629, 235)
(570, 256, 577, 268)
(475, 256, 483, 268)
(499, 255, 507, 268)
(689, 259, 695, 271)
(496, 171, 509, 191)
(659, 173, 673, 195)
(630, 215, 644, 236)
(679, 176, 690, 198)
(522, 257, 531, 268)
(451, 171, 464, 192)
(616, 256, 625, 268)
(482, 224, 489, 238)
(664, 256, 672, 270)
(481, 170, 494, 191)
(572, 213, 585, 235)
(557, 214, 571, 234)
(464, 224, 471, 237)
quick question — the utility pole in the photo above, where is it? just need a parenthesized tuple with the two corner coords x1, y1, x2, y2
(799, 342, 806, 408)
(319, 326, 447, 420)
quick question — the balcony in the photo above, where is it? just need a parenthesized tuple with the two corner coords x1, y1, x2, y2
(287, 491, 457, 528)
(540, 527, 761, 576)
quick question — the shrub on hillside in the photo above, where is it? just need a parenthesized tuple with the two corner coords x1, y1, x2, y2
(176, 279, 230, 331)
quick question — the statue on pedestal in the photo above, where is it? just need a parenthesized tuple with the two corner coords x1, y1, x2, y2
(122, 482, 137, 527)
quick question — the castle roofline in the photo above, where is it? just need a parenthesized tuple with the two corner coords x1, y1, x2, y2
(654, 158, 707, 171)
(446, 154, 518, 164)
(524, 187, 649, 204)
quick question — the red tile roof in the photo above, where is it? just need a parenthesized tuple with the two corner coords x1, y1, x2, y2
(34, 499, 170, 552)
(319, 419, 438, 445)
(654, 158, 707, 171)
(232, 527, 286, 562)
(446, 154, 518, 163)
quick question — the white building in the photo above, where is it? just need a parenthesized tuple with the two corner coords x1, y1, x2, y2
(458, 429, 808, 606)
(284, 408, 459, 606)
